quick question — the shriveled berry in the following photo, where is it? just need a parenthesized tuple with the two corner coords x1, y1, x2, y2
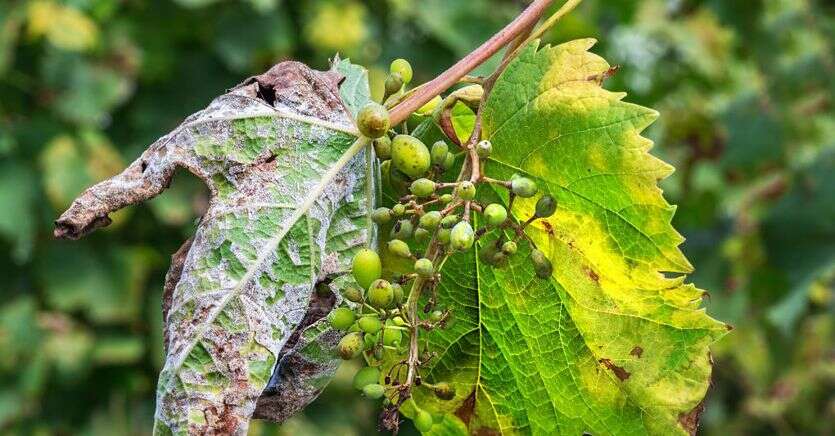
(414, 258, 434, 277)
(357, 103, 390, 139)
(384, 72, 403, 96)
(391, 203, 406, 217)
(343, 287, 363, 303)
(371, 207, 392, 224)
(410, 178, 435, 197)
(414, 227, 430, 242)
(511, 177, 538, 198)
(329, 307, 355, 330)
(476, 140, 492, 158)
(483, 203, 507, 227)
(374, 136, 392, 159)
(419, 211, 442, 229)
(414, 409, 433, 432)
(358, 316, 383, 334)
(390, 219, 414, 240)
(362, 383, 385, 399)
(501, 240, 517, 255)
(352, 249, 381, 290)
(456, 181, 476, 200)
(382, 325, 402, 346)
(337, 332, 363, 360)
(441, 214, 459, 229)
(431, 141, 449, 165)
(352, 366, 381, 390)
(433, 382, 455, 400)
(450, 221, 475, 251)
(535, 195, 557, 218)
(390, 58, 413, 84)
(367, 279, 394, 309)
(388, 239, 411, 258)
(530, 249, 553, 279)
(391, 134, 431, 178)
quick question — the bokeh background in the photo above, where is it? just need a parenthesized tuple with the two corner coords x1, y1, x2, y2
(1, 0, 833, 434)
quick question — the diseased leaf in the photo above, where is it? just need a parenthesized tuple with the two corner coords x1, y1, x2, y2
(397, 40, 728, 435)
(55, 60, 373, 434)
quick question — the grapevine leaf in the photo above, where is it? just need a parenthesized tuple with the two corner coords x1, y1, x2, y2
(402, 40, 728, 435)
(55, 60, 373, 434)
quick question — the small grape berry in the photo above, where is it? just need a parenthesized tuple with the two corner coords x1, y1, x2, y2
(357, 103, 390, 139)
(530, 249, 553, 279)
(362, 383, 386, 399)
(535, 195, 557, 218)
(511, 177, 538, 198)
(390, 219, 414, 240)
(352, 249, 381, 290)
(450, 221, 475, 251)
(342, 287, 363, 303)
(414, 258, 434, 277)
(414, 409, 433, 432)
(352, 366, 381, 390)
(483, 203, 507, 227)
(382, 325, 402, 346)
(433, 382, 455, 400)
(391, 135, 431, 178)
(358, 315, 383, 334)
(429, 310, 443, 323)
(476, 140, 492, 158)
(391, 282, 404, 305)
(384, 72, 403, 96)
(371, 207, 392, 224)
(437, 228, 451, 244)
(456, 181, 476, 200)
(337, 332, 363, 360)
(388, 239, 412, 258)
(439, 193, 453, 204)
(391, 203, 406, 217)
(390, 58, 413, 84)
(367, 279, 394, 309)
(442, 152, 455, 170)
(419, 211, 442, 229)
(410, 178, 436, 197)
(431, 141, 449, 165)
(501, 240, 518, 255)
(414, 227, 430, 242)
(329, 307, 355, 330)
(441, 214, 459, 229)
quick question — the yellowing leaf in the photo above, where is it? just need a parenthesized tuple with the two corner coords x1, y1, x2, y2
(27, 1, 98, 51)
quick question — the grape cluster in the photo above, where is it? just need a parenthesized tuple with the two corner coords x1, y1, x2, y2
(335, 58, 558, 432)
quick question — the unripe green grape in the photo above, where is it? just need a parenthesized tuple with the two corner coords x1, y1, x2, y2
(343, 286, 363, 303)
(431, 141, 449, 165)
(337, 332, 363, 360)
(352, 249, 381, 290)
(501, 240, 517, 255)
(388, 239, 411, 258)
(535, 195, 557, 218)
(414, 258, 434, 277)
(414, 227, 430, 242)
(359, 315, 383, 334)
(390, 58, 413, 84)
(439, 193, 453, 204)
(367, 279, 394, 309)
(419, 211, 442, 229)
(440, 214, 459, 229)
(530, 249, 553, 279)
(384, 72, 403, 96)
(352, 366, 381, 390)
(373, 136, 392, 160)
(511, 177, 538, 198)
(429, 310, 443, 323)
(357, 103, 390, 139)
(450, 221, 475, 251)
(382, 325, 402, 346)
(456, 181, 476, 200)
(442, 152, 455, 170)
(390, 219, 414, 240)
(348, 322, 361, 332)
(380, 160, 391, 186)
(437, 228, 451, 244)
(329, 307, 355, 330)
(410, 178, 435, 197)
(476, 140, 492, 158)
(391, 283, 404, 306)
(362, 383, 386, 399)
(433, 382, 455, 400)
(391, 135, 431, 178)
(363, 331, 377, 349)
(414, 409, 433, 432)
(483, 203, 507, 227)
(391, 203, 406, 217)
(371, 207, 392, 225)
(392, 316, 407, 326)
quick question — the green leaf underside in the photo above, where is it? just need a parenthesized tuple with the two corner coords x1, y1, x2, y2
(154, 61, 373, 435)
(398, 39, 728, 435)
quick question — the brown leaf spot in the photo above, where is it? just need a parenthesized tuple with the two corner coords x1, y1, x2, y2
(678, 400, 705, 436)
(585, 267, 599, 283)
(599, 358, 630, 381)
(630, 346, 643, 358)
(455, 390, 476, 426)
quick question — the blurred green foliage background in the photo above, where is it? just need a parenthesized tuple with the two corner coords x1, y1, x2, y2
(0, 0, 833, 434)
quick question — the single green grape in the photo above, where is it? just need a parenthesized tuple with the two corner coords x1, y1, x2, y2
(414, 258, 434, 277)
(501, 240, 517, 255)
(337, 332, 363, 360)
(450, 221, 475, 251)
(352, 366, 381, 390)
(371, 207, 392, 225)
(442, 152, 455, 170)
(391, 135, 431, 178)
(433, 382, 455, 400)
(414, 227, 430, 242)
(410, 178, 435, 197)
(390, 58, 413, 84)
(358, 315, 383, 334)
(362, 383, 386, 399)
(483, 203, 507, 227)
(431, 141, 449, 165)
(535, 195, 557, 218)
(391, 282, 404, 305)
(439, 193, 453, 204)
(476, 139, 492, 158)
(419, 211, 442, 229)
(440, 214, 459, 229)
(363, 331, 377, 349)
(392, 316, 407, 326)
(380, 160, 391, 186)
(357, 103, 390, 139)
(391, 203, 406, 217)
(456, 181, 476, 200)
(342, 287, 363, 303)
(530, 249, 553, 279)
(429, 310, 443, 323)
(367, 279, 394, 308)
(382, 325, 402, 346)
(388, 239, 411, 258)
(437, 228, 451, 244)
(390, 219, 414, 240)
(414, 409, 433, 432)
(352, 249, 381, 290)
(328, 307, 355, 330)
(373, 136, 392, 159)
(511, 176, 538, 198)
(384, 72, 403, 96)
